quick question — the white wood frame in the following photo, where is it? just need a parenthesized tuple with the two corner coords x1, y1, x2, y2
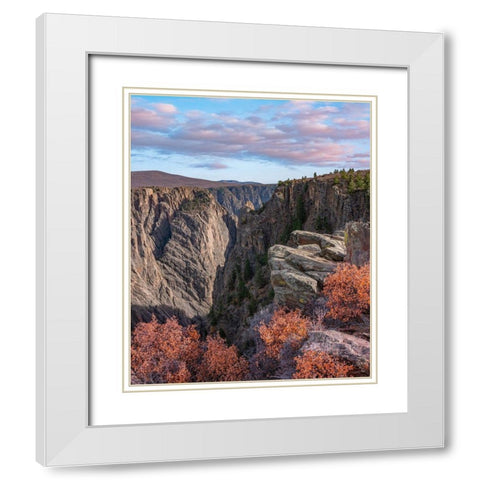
(36, 13, 444, 466)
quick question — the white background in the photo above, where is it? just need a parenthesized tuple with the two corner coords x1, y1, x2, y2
(0, 0, 469, 478)
(90, 59, 405, 425)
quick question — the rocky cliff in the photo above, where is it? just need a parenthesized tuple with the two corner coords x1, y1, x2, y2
(210, 173, 370, 347)
(131, 170, 275, 218)
(208, 184, 276, 217)
(130, 170, 372, 379)
(345, 221, 370, 266)
(130, 187, 236, 325)
(131, 172, 370, 342)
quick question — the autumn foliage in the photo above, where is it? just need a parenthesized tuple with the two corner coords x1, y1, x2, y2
(131, 316, 201, 384)
(257, 308, 309, 360)
(323, 262, 370, 322)
(293, 350, 354, 379)
(132, 283, 367, 384)
(197, 335, 249, 382)
(131, 316, 249, 384)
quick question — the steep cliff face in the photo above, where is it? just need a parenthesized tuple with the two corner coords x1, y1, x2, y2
(131, 171, 372, 380)
(345, 221, 370, 266)
(211, 173, 370, 347)
(130, 187, 236, 324)
(131, 172, 370, 343)
(208, 184, 276, 217)
(259, 174, 369, 243)
(131, 170, 275, 218)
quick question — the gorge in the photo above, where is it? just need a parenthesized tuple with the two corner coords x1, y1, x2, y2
(130, 169, 371, 380)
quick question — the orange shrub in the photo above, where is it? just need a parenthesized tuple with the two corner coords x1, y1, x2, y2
(293, 350, 354, 379)
(131, 316, 202, 384)
(323, 262, 370, 322)
(258, 308, 309, 360)
(197, 336, 249, 382)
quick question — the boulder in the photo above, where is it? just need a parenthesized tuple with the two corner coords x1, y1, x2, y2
(268, 243, 338, 308)
(270, 269, 318, 307)
(303, 329, 370, 373)
(288, 230, 346, 261)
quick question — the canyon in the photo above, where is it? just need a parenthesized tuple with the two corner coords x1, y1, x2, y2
(130, 170, 370, 357)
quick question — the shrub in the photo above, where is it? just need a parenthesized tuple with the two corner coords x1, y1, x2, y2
(256, 252, 268, 266)
(131, 316, 202, 384)
(197, 336, 249, 382)
(257, 308, 309, 360)
(280, 223, 293, 244)
(208, 301, 225, 328)
(132, 316, 250, 384)
(347, 178, 356, 193)
(294, 194, 307, 229)
(249, 308, 311, 379)
(315, 214, 333, 234)
(244, 257, 254, 281)
(179, 190, 211, 211)
(248, 297, 258, 315)
(323, 263, 370, 322)
(237, 278, 250, 300)
(254, 267, 268, 288)
(293, 350, 354, 379)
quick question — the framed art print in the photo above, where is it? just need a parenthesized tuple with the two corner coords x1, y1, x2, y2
(37, 14, 444, 465)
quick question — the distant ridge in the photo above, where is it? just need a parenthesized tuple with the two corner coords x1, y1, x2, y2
(219, 179, 263, 185)
(131, 170, 268, 188)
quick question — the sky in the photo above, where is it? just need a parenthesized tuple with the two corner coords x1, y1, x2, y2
(130, 94, 371, 184)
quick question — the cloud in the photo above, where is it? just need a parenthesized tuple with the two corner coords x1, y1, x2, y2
(131, 108, 174, 130)
(191, 161, 228, 170)
(131, 99, 371, 169)
(131, 103, 177, 131)
(154, 103, 177, 114)
(349, 152, 370, 158)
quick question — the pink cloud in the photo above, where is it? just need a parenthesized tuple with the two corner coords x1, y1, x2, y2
(349, 152, 370, 158)
(131, 108, 175, 130)
(185, 110, 204, 119)
(131, 103, 177, 130)
(131, 99, 371, 169)
(154, 103, 177, 114)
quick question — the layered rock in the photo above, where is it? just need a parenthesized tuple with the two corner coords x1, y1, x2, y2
(131, 187, 236, 324)
(268, 228, 351, 309)
(288, 230, 346, 262)
(269, 243, 338, 307)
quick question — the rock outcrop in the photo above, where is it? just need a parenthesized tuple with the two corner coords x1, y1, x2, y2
(269, 243, 338, 307)
(302, 329, 370, 374)
(211, 173, 370, 346)
(344, 221, 370, 266)
(268, 230, 349, 308)
(288, 230, 346, 262)
(130, 187, 236, 324)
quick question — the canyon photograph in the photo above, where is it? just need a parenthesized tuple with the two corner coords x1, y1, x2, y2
(128, 93, 372, 385)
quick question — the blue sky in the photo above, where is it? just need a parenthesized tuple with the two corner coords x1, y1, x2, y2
(130, 94, 371, 184)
